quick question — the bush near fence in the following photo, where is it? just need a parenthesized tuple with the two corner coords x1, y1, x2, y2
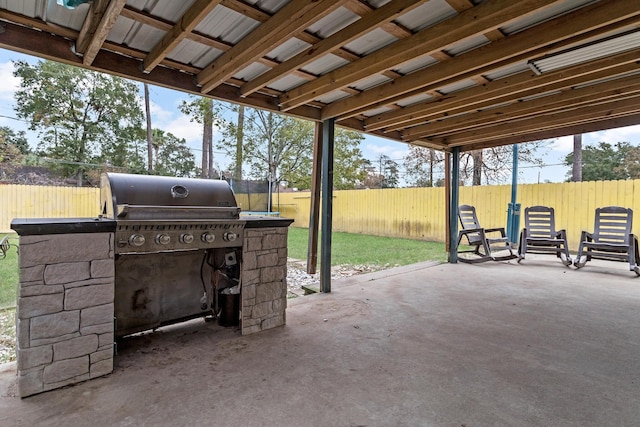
(3, 180, 640, 251)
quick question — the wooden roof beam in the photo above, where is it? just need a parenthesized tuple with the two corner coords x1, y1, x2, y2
(279, 0, 562, 111)
(321, 0, 640, 120)
(365, 49, 640, 132)
(425, 95, 640, 146)
(403, 75, 640, 139)
(239, 0, 426, 97)
(76, 0, 127, 66)
(143, 0, 222, 73)
(197, 0, 350, 94)
(456, 114, 640, 151)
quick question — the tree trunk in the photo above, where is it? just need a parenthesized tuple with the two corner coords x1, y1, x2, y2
(429, 148, 435, 186)
(472, 150, 483, 186)
(203, 99, 214, 179)
(572, 134, 582, 182)
(235, 105, 244, 180)
(144, 83, 153, 172)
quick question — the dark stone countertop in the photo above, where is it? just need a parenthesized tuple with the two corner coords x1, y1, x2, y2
(242, 216, 294, 228)
(11, 218, 117, 236)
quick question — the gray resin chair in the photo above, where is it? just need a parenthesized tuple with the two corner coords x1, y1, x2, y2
(517, 206, 571, 266)
(574, 206, 640, 275)
(456, 204, 517, 263)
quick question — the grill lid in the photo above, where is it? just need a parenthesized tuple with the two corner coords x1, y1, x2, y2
(100, 173, 240, 220)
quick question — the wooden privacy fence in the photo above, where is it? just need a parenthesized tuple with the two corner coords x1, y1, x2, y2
(275, 180, 640, 251)
(2, 181, 640, 251)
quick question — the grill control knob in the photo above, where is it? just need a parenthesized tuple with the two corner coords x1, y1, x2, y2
(201, 232, 216, 243)
(155, 234, 171, 245)
(180, 233, 194, 244)
(223, 232, 238, 242)
(129, 234, 146, 247)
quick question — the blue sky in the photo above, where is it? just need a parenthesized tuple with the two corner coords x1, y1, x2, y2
(1, 47, 639, 185)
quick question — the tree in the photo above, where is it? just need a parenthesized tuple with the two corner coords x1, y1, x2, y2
(572, 134, 582, 182)
(404, 145, 444, 187)
(463, 142, 548, 185)
(564, 141, 639, 181)
(284, 128, 369, 190)
(148, 129, 196, 177)
(363, 154, 400, 188)
(220, 109, 312, 186)
(0, 127, 29, 154)
(179, 96, 223, 179)
(13, 60, 143, 185)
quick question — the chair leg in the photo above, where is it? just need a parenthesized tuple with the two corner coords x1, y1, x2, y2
(574, 232, 589, 268)
(517, 230, 525, 263)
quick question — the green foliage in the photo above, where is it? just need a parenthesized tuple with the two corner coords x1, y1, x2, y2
(0, 235, 18, 309)
(564, 141, 640, 181)
(13, 60, 143, 183)
(364, 154, 400, 188)
(286, 227, 447, 265)
(0, 126, 29, 155)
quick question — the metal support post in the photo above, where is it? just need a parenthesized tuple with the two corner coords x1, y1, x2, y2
(448, 147, 460, 263)
(320, 118, 335, 293)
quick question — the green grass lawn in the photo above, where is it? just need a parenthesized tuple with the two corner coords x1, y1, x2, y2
(287, 227, 447, 266)
(0, 234, 19, 309)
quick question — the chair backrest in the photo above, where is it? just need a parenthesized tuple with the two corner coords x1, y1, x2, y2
(458, 205, 483, 245)
(524, 206, 556, 238)
(458, 204, 481, 230)
(593, 206, 633, 244)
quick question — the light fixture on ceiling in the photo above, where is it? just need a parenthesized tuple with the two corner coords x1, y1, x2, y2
(528, 29, 640, 75)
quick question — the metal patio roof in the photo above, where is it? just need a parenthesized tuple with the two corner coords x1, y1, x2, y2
(0, 0, 639, 152)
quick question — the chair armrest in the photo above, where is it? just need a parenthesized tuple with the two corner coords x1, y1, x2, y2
(459, 227, 484, 234)
(485, 227, 507, 237)
(580, 230, 594, 242)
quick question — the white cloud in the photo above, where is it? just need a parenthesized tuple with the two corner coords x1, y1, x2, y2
(0, 61, 20, 103)
(548, 135, 574, 154)
(363, 140, 409, 162)
(589, 124, 640, 145)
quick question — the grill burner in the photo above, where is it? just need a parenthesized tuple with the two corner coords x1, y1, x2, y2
(100, 173, 246, 337)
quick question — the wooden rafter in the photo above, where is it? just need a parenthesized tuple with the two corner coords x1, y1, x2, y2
(428, 95, 640, 146)
(457, 114, 640, 151)
(403, 75, 640, 140)
(365, 49, 640, 132)
(197, 0, 350, 94)
(76, 0, 127, 66)
(239, 0, 426, 97)
(320, 0, 640, 120)
(143, 0, 222, 73)
(279, 0, 562, 111)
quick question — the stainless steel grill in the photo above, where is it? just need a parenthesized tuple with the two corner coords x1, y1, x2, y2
(101, 173, 245, 337)
(101, 173, 245, 253)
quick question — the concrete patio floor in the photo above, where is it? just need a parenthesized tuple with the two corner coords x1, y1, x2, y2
(1, 255, 639, 426)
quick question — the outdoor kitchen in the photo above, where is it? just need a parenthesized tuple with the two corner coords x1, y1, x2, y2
(10, 173, 293, 397)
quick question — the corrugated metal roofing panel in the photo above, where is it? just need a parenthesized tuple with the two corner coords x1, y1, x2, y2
(393, 55, 438, 75)
(519, 90, 562, 102)
(343, 27, 398, 56)
(166, 38, 214, 66)
(350, 74, 392, 91)
(46, 0, 87, 30)
(396, 93, 434, 107)
(306, 6, 359, 38)
(141, 0, 198, 22)
(437, 79, 477, 94)
(301, 53, 349, 75)
(233, 62, 271, 82)
(105, 15, 138, 45)
(266, 38, 311, 63)
(121, 22, 165, 53)
(362, 106, 395, 117)
(483, 62, 530, 80)
(267, 74, 309, 92)
(1, 0, 41, 19)
(189, 45, 224, 69)
(315, 90, 351, 104)
(247, 0, 288, 15)
(501, 0, 596, 35)
(195, 5, 259, 44)
(394, 0, 457, 32)
(444, 34, 490, 56)
(366, 0, 392, 8)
